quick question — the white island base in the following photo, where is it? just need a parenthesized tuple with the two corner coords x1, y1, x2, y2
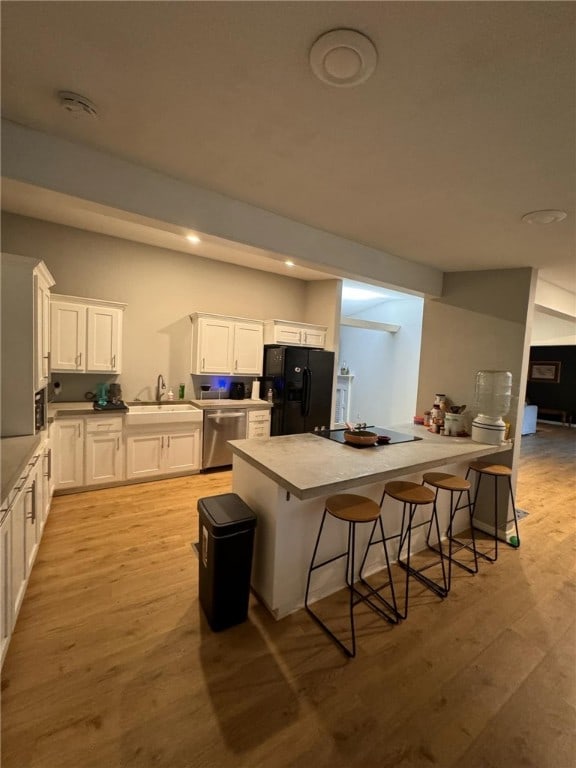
(231, 428, 512, 620)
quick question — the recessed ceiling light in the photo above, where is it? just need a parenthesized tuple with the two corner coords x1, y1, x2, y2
(186, 234, 201, 244)
(521, 209, 567, 225)
(285, 260, 295, 268)
(310, 29, 377, 88)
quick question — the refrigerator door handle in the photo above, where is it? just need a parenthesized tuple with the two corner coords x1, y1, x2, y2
(302, 367, 312, 417)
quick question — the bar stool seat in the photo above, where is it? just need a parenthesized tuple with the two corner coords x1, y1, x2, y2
(422, 471, 477, 589)
(305, 493, 398, 658)
(466, 462, 520, 562)
(374, 480, 448, 620)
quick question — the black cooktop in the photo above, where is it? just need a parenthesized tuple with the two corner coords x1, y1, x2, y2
(316, 426, 422, 448)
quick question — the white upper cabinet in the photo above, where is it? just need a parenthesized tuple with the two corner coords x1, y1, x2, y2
(1, 253, 55, 437)
(51, 295, 125, 374)
(191, 313, 263, 375)
(263, 320, 327, 348)
(34, 263, 54, 391)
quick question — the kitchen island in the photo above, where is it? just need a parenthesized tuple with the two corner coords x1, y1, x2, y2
(229, 427, 511, 619)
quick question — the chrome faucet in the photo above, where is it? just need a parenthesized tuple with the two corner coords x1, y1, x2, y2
(156, 374, 166, 402)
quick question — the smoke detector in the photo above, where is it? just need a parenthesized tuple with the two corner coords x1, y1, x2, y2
(58, 91, 98, 118)
(310, 29, 377, 87)
(521, 209, 567, 225)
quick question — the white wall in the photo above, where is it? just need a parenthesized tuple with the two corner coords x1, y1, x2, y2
(531, 309, 576, 346)
(338, 297, 424, 426)
(1, 212, 309, 401)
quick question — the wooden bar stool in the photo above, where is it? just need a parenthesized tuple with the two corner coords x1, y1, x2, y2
(466, 461, 521, 562)
(422, 472, 477, 591)
(380, 481, 448, 619)
(305, 493, 398, 658)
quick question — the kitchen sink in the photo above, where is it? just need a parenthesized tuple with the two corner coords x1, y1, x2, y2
(125, 403, 203, 426)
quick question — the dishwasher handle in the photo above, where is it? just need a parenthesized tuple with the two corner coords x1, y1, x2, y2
(206, 412, 246, 419)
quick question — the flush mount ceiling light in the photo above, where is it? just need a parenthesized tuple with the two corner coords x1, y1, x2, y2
(285, 260, 295, 268)
(58, 91, 98, 118)
(309, 29, 377, 87)
(186, 234, 201, 244)
(521, 209, 567, 225)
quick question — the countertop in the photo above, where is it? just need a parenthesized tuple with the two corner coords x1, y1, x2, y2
(1, 433, 44, 506)
(229, 425, 511, 500)
(190, 399, 272, 410)
(48, 402, 126, 418)
(48, 400, 271, 416)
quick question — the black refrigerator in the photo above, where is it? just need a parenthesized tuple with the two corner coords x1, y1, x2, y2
(261, 345, 335, 436)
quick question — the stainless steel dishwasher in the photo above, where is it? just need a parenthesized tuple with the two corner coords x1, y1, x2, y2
(202, 408, 247, 469)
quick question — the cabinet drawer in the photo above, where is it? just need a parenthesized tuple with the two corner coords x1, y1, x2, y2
(248, 410, 271, 423)
(85, 417, 123, 434)
(247, 423, 270, 438)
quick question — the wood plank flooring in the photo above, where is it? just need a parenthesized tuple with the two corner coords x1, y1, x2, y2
(2, 425, 575, 767)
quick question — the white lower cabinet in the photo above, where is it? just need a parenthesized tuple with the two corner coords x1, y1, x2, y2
(54, 418, 85, 490)
(24, 458, 41, 575)
(1, 508, 12, 665)
(1, 440, 52, 669)
(85, 419, 124, 486)
(126, 429, 201, 480)
(247, 409, 271, 438)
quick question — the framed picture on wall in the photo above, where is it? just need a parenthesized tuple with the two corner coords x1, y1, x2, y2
(529, 361, 561, 383)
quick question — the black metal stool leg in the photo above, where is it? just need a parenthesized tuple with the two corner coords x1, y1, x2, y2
(506, 475, 521, 548)
(358, 515, 399, 623)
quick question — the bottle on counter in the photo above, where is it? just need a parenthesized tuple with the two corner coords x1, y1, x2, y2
(423, 410, 432, 427)
(178, 383, 185, 400)
(266, 388, 274, 403)
(167, 388, 174, 401)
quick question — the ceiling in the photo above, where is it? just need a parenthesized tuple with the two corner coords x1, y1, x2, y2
(1, 2, 575, 290)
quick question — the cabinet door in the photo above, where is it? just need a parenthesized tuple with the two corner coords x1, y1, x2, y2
(197, 317, 234, 373)
(233, 322, 263, 375)
(34, 276, 52, 390)
(274, 325, 302, 345)
(24, 470, 39, 575)
(163, 431, 200, 474)
(126, 434, 163, 479)
(1, 509, 12, 666)
(41, 446, 52, 528)
(51, 301, 86, 371)
(302, 329, 326, 348)
(10, 485, 27, 625)
(86, 306, 122, 373)
(85, 432, 124, 485)
(54, 419, 85, 490)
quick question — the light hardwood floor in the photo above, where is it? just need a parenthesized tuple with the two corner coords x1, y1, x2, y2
(2, 425, 575, 767)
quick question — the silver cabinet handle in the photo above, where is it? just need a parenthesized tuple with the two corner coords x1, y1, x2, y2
(161, 436, 164, 449)
(167, 436, 171, 448)
(202, 358, 205, 370)
(112, 354, 116, 369)
(76, 352, 82, 368)
(47, 448, 52, 481)
(235, 360, 238, 370)
(25, 482, 36, 523)
(77, 424, 81, 438)
(116, 437, 120, 450)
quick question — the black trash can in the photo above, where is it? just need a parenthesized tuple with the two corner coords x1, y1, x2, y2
(197, 493, 257, 631)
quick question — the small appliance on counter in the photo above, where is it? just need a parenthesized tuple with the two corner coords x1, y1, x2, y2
(93, 382, 128, 411)
(229, 382, 246, 400)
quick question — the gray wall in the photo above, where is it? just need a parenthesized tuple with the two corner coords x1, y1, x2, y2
(1, 212, 312, 401)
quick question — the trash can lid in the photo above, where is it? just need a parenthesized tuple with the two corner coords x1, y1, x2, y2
(198, 493, 257, 534)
